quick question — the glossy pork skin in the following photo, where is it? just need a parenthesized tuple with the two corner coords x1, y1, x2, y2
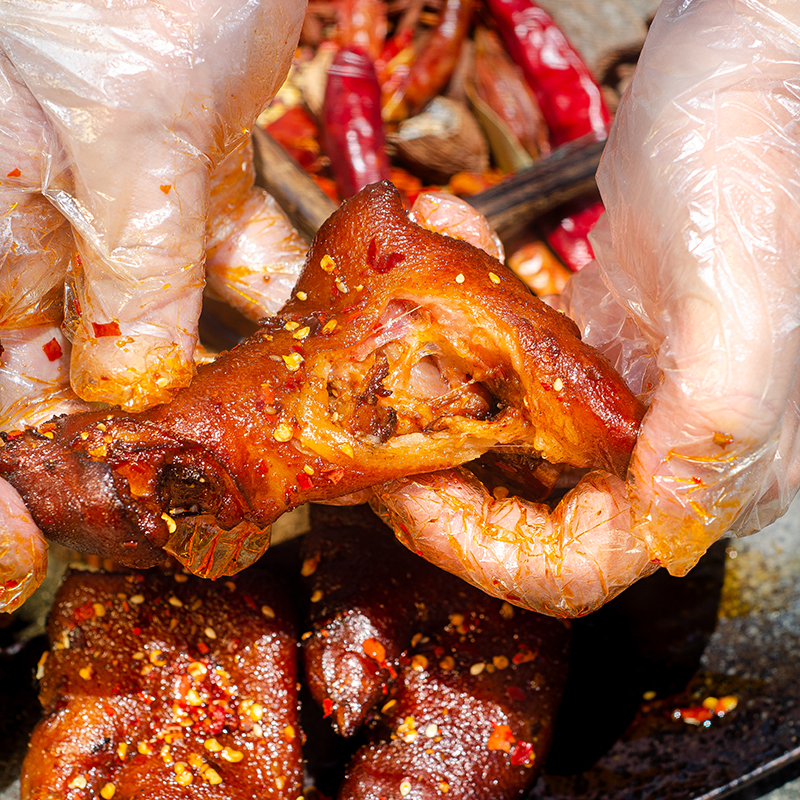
(301, 506, 571, 800)
(21, 568, 302, 800)
(0, 181, 643, 578)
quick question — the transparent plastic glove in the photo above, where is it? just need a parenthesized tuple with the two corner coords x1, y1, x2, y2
(563, 0, 800, 577)
(0, 0, 306, 412)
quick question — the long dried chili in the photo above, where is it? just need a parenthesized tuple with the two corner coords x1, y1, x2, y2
(484, 0, 611, 269)
(382, 0, 473, 123)
(322, 45, 392, 199)
(484, 0, 610, 147)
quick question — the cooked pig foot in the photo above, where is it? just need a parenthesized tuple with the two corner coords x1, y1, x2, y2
(300, 507, 570, 800)
(21, 568, 302, 800)
(0, 181, 642, 583)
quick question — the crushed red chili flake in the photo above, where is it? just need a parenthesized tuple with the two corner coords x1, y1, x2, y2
(674, 706, 714, 726)
(512, 647, 537, 665)
(6, 167, 21, 177)
(510, 740, 535, 766)
(323, 469, 346, 485)
(363, 638, 386, 665)
(197, 642, 210, 655)
(296, 472, 314, 491)
(487, 724, 515, 753)
(132, 626, 141, 636)
(72, 601, 96, 624)
(92, 321, 121, 338)
(42, 337, 63, 362)
(323, 698, 334, 718)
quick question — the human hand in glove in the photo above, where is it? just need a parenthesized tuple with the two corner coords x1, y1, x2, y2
(564, 0, 800, 578)
(0, 0, 306, 417)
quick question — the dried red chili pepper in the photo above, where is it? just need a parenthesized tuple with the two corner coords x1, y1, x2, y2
(541, 196, 605, 271)
(483, 0, 610, 148)
(472, 26, 551, 161)
(382, 0, 473, 123)
(322, 45, 391, 199)
(335, 0, 388, 62)
(484, 0, 610, 270)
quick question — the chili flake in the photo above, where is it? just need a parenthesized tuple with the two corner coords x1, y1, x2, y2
(487, 724, 515, 753)
(323, 698, 334, 718)
(282, 352, 303, 372)
(510, 741, 535, 767)
(338, 442, 355, 458)
(411, 654, 429, 672)
(512, 647, 537, 665)
(205, 768, 223, 785)
(92, 321, 121, 338)
(292, 325, 311, 340)
(363, 637, 386, 664)
(296, 291, 308, 301)
(397, 715, 418, 743)
(220, 747, 243, 763)
(273, 423, 293, 442)
(161, 512, 177, 534)
(321, 319, 337, 334)
(42, 337, 63, 362)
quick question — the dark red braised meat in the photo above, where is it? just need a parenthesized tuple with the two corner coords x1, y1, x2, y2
(21, 569, 302, 800)
(301, 505, 571, 800)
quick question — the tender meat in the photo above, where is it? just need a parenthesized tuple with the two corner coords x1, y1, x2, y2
(300, 505, 571, 800)
(0, 181, 643, 579)
(21, 569, 302, 800)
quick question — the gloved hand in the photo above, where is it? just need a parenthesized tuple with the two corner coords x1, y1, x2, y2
(0, 0, 306, 415)
(563, 0, 800, 578)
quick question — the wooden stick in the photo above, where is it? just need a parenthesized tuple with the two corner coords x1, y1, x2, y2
(252, 124, 604, 244)
(468, 137, 606, 239)
(251, 125, 338, 244)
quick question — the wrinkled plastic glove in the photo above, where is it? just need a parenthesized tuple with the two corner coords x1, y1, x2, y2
(0, 0, 306, 412)
(563, 0, 800, 578)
